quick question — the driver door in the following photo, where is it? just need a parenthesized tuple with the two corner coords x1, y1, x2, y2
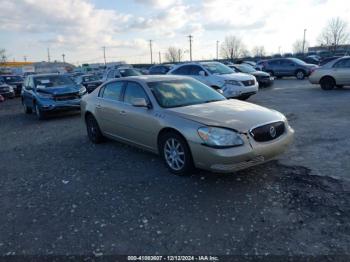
(189, 65, 211, 86)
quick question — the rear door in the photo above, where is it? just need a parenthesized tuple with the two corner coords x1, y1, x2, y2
(95, 81, 125, 137)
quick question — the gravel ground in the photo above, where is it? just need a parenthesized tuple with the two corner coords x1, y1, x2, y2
(0, 79, 349, 258)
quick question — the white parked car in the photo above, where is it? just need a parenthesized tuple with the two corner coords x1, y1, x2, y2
(102, 66, 142, 82)
(309, 56, 350, 90)
(167, 62, 259, 100)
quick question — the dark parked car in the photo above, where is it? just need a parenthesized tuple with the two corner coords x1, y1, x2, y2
(0, 75, 24, 95)
(229, 64, 274, 87)
(261, 58, 317, 79)
(21, 74, 87, 120)
(0, 80, 15, 98)
(300, 56, 320, 65)
(75, 74, 102, 93)
(319, 56, 342, 66)
(148, 64, 174, 75)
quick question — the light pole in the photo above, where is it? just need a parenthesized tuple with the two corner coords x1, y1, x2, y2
(302, 29, 307, 55)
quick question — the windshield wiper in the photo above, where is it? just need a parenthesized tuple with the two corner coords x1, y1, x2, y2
(204, 99, 222, 103)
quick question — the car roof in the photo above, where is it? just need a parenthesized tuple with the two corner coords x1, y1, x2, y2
(107, 75, 191, 84)
(32, 73, 62, 78)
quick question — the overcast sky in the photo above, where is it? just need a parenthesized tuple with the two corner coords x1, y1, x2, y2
(0, 0, 349, 64)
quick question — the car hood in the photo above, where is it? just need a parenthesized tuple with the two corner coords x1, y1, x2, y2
(251, 71, 270, 77)
(36, 85, 79, 95)
(305, 63, 318, 68)
(85, 80, 102, 85)
(167, 100, 285, 132)
(216, 72, 255, 81)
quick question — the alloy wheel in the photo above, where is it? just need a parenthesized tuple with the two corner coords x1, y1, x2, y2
(164, 138, 185, 171)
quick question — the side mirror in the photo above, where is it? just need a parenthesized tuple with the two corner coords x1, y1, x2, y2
(131, 98, 150, 108)
(199, 70, 207, 77)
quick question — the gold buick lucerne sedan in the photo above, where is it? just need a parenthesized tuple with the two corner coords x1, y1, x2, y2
(81, 75, 294, 175)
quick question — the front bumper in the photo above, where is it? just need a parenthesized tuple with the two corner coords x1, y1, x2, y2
(38, 99, 81, 112)
(0, 91, 15, 98)
(258, 77, 274, 87)
(190, 124, 294, 173)
(223, 83, 259, 98)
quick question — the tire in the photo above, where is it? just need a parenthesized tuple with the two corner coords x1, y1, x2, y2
(22, 100, 32, 114)
(295, 70, 305, 80)
(34, 103, 46, 120)
(238, 95, 251, 101)
(336, 85, 344, 88)
(86, 114, 104, 144)
(159, 132, 194, 176)
(266, 70, 274, 77)
(320, 77, 335, 90)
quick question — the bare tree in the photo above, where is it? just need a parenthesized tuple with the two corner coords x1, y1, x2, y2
(318, 17, 350, 51)
(220, 35, 247, 61)
(293, 39, 309, 54)
(252, 46, 266, 57)
(0, 49, 7, 64)
(165, 47, 183, 63)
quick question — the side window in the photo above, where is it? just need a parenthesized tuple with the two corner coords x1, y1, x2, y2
(23, 77, 28, 88)
(334, 59, 350, 68)
(281, 60, 294, 66)
(189, 65, 203, 75)
(268, 60, 278, 66)
(172, 65, 191, 75)
(100, 81, 124, 101)
(123, 82, 148, 104)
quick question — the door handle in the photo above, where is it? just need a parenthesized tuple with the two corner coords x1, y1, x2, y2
(96, 104, 102, 109)
(120, 110, 126, 115)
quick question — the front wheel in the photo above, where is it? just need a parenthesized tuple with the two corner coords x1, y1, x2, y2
(34, 103, 45, 120)
(159, 132, 194, 176)
(320, 77, 335, 90)
(296, 70, 305, 80)
(22, 100, 32, 114)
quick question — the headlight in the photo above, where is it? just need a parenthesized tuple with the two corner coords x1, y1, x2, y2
(225, 80, 242, 86)
(198, 126, 244, 147)
(79, 86, 87, 95)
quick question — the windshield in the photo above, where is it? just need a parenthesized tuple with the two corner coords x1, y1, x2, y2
(83, 75, 99, 82)
(34, 75, 75, 88)
(148, 79, 226, 108)
(236, 64, 256, 73)
(3, 76, 23, 83)
(201, 63, 234, 75)
(289, 58, 307, 65)
(119, 68, 141, 77)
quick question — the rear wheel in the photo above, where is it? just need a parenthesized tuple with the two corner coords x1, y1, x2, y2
(320, 77, 335, 90)
(86, 114, 104, 143)
(159, 132, 194, 176)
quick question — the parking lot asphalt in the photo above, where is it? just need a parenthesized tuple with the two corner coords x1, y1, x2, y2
(0, 79, 349, 256)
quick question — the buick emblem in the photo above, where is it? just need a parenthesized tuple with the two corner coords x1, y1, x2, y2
(269, 126, 277, 138)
